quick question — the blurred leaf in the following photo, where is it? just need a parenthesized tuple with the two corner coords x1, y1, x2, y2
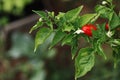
(0, 17, 8, 26)
(46, 48, 56, 59)
(30, 61, 46, 80)
(8, 32, 34, 58)
(1, 0, 32, 15)
(30, 70, 46, 80)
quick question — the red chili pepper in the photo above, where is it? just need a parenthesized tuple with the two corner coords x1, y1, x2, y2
(105, 23, 109, 30)
(81, 24, 97, 36)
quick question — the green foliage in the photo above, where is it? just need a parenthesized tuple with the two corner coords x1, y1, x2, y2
(30, 0, 120, 79)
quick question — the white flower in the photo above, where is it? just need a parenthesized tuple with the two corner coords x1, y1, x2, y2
(74, 29, 84, 34)
(39, 18, 42, 22)
(106, 31, 113, 37)
(102, 1, 107, 5)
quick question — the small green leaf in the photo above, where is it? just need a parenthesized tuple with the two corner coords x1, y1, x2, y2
(49, 30, 66, 49)
(75, 48, 95, 79)
(34, 28, 52, 52)
(78, 13, 97, 27)
(65, 5, 83, 22)
(29, 21, 43, 33)
(109, 12, 120, 30)
(32, 10, 47, 18)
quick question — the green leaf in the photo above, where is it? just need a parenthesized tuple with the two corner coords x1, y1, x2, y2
(62, 33, 74, 46)
(49, 30, 66, 49)
(32, 10, 47, 18)
(65, 5, 83, 22)
(34, 28, 52, 52)
(78, 13, 97, 27)
(75, 48, 95, 79)
(109, 12, 120, 30)
(29, 21, 43, 33)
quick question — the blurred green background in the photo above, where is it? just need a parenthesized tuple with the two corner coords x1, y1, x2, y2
(0, 0, 120, 80)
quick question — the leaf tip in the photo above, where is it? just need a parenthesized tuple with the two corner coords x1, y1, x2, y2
(29, 29, 32, 34)
(32, 10, 36, 12)
(49, 46, 52, 50)
(81, 5, 84, 8)
(75, 77, 77, 80)
(34, 45, 38, 52)
(104, 56, 107, 60)
(34, 47, 36, 52)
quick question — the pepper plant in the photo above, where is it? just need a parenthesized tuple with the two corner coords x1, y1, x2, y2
(30, 0, 120, 79)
